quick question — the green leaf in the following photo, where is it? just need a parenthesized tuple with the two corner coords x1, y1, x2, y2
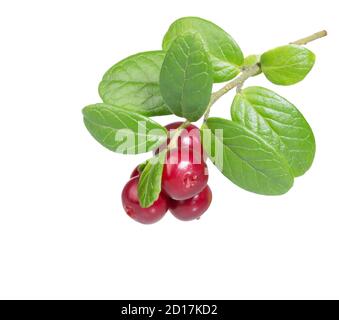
(82, 103, 167, 154)
(231, 86, 315, 176)
(99, 51, 171, 116)
(138, 151, 166, 208)
(162, 17, 244, 83)
(159, 33, 213, 122)
(260, 45, 315, 85)
(201, 118, 294, 195)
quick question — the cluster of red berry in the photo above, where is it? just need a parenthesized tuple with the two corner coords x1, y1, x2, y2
(121, 122, 212, 224)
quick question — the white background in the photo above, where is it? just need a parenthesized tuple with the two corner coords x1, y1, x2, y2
(0, 0, 338, 299)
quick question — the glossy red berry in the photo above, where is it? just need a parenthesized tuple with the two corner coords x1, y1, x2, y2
(130, 166, 140, 178)
(121, 177, 168, 224)
(162, 148, 208, 200)
(155, 122, 205, 160)
(169, 185, 212, 221)
(166, 122, 201, 150)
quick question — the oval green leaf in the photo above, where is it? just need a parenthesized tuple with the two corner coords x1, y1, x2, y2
(159, 33, 213, 122)
(138, 151, 166, 208)
(201, 118, 294, 195)
(231, 86, 315, 177)
(162, 17, 244, 83)
(260, 45, 315, 85)
(83, 103, 167, 154)
(99, 51, 171, 116)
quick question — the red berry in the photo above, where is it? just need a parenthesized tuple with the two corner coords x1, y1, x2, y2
(121, 177, 168, 224)
(155, 122, 206, 160)
(130, 166, 140, 178)
(162, 148, 208, 200)
(169, 185, 212, 221)
(166, 122, 201, 150)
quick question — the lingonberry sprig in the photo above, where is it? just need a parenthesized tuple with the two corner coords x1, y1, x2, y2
(83, 17, 327, 224)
